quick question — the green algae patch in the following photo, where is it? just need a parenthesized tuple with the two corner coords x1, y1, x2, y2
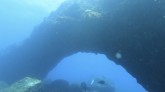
(82, 10, 101, 19)
(1, 77, 42, 92)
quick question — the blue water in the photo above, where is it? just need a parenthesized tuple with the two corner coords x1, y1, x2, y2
(0, 0, 61, 50)
(46, 52, 147, 92)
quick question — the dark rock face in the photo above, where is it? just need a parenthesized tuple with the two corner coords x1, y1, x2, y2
(39, 79, 70, 92)
(49, 79, 70, 92)
(69, 83, 83, 92)
(0, 0, 165, 92)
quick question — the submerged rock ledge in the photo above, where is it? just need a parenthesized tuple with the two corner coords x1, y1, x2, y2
(0, 0, 165, 92)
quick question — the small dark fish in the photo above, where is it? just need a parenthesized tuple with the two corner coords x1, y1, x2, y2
(98, 80, 105, 84)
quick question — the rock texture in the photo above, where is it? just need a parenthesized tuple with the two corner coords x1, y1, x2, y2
(0, 0, 165, 92)
(1, 77, 42, 92)
(49, 79, 70, 92)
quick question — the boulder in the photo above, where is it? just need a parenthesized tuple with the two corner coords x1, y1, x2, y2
(49, 79, 70, 92)
(1, 77, 42, 92)
(69, 83, 83, 92)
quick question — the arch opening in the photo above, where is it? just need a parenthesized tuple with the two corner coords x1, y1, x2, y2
(45, 52, 147, 92)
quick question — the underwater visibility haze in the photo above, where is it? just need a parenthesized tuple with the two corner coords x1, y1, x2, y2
(0, 0, 65, 50)
(0, 0, 165, 92)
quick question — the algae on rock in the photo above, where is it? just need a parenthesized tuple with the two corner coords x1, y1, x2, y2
(1, 77, 42, 92)
(82, 10, 101, 19)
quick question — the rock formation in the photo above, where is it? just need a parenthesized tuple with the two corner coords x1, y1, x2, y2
(0, 77, 42, 92)
(0, 0, 165, 92)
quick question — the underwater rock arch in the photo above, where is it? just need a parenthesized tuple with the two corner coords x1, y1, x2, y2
(0, 0, 165, 92)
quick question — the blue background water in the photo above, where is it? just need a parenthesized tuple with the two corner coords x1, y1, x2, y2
(0, 0, 147, 92)
(46, 52, 147, 92)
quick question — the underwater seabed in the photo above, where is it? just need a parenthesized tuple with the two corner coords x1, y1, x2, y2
(0, 76, 119, 92)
